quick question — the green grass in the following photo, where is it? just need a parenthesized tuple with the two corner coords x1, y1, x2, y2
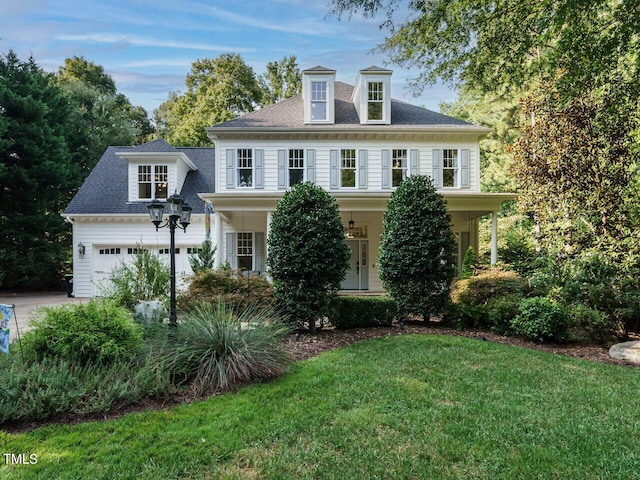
(2, 334, 639, 479)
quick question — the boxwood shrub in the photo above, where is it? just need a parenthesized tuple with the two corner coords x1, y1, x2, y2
(511, 297, 568, 343)
(329, 296, 396, 329)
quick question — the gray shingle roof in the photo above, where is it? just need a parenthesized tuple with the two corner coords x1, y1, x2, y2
(209, 81, 481, 130)
(64, 140, 214, 215)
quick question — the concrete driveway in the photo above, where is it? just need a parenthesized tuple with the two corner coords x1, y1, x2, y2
(0, 292, 88, 343)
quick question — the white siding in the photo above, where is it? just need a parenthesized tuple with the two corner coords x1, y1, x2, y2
(72, 216, 210, 297)
(216, 139, 481, 194)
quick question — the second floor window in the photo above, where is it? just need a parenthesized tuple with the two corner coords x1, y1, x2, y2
(311, 81, 327, 121)
(392, 149, 407, 187)
(341, 149, 356, 188)
(237, 149, 253, 187)
(138, 165, 168, 200)
(443, 149, 459, 187)
(368, 82, 384, 121)
(289, 149, 304, 186)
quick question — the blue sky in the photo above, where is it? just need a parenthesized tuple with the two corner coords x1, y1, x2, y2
(0, 0, 456, 118)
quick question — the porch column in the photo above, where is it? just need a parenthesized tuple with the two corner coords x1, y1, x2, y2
(214, 210, 223, 267)
(266, 211, 273, 259)
(490, 211, 498, 265)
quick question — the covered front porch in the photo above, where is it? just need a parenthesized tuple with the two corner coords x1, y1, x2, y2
(199, 191, 516, 292)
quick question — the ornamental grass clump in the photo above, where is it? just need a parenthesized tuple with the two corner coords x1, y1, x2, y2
(147, 302, 291, 394)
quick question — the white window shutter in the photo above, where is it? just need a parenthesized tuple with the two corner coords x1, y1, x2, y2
(225, 232, 237, 269)
(409, 149, 419, 176)
(254, 232, 265, 274)
(358, 150, 368, 188)
(461, 149, 470, 188)
(306, 149, 316, 183)
(277, 150, 286, 189)
(330, 149, 339, 189)
(381, 149, 391, 189)
(254, 149, 264, 189)
(432, 149, 443, 188)
(226, 149, 235, 189)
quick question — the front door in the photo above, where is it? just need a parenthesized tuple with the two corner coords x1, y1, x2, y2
(341, 240, 369, 290)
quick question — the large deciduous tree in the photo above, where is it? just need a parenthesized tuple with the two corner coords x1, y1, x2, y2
(0, 51, 77, 289)
(510, 81, 640, 256)
(379, 175, 456, 321)
(258, 55, 302, 106)
(155, 54, 262, 146)
(56, 56, 154, 176)
(329, 0, 640, 97)
(266, 182, 350, 332)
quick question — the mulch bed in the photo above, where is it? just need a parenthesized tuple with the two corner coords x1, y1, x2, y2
(3, 322, 636, 433)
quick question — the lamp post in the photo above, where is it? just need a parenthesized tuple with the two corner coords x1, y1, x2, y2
(147, 193, 192, 326)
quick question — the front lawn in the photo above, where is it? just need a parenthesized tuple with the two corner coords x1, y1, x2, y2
(2, 334, 639, 479)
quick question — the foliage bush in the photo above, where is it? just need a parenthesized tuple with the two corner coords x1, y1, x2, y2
(567, 303, 613, 344)
(180, 268, 274, 312)
(498, 217, 537, 276)
(511, 297, 568, 343)
(484, 294, 521, 334)
(145, 302, 290, 394)
(379, 175, 456, 320)
(21, 300, 143, 365)
(0, 355, 171, 424)
(451, 268, 528, 307)
(329, 296, 397, 329)
(105, 247, 170, 309)
(267, 182, 350, 331)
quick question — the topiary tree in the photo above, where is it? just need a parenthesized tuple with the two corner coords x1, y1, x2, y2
(379, 175, 456, 321)
(267, 182, 350, 332)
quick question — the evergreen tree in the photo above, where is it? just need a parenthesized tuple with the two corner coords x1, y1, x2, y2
(189, 238, 216, 274)
(379, 175, 456, 321)
(267, 182, 350, 332)
(0, 51, 76, 288)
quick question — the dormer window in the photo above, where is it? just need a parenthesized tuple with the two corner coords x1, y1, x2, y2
(367, 82, 384, 121)
(353, 67, 392, 125)
(302, 67, 336, 124)
(138, 165, 168, 199)
(311, 81, 327, 121)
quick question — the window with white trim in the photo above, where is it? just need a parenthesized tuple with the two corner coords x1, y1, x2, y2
(237, 149, 253, 187)
(159, 248, 180, 255)
(289, 149, 304, 186)
(99, 248, 121, 255)
(392, 149, 407, 187)
(443, 149, 459, 187)
(341, 149, 356, 188)
(237, 232, 253, 271)
(367, 82, 384, 121)
(311, 81, 327, 121)
(138, 165, 168, 199)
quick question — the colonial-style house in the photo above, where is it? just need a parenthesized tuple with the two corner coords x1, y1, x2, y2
(64, 66, 514, 297)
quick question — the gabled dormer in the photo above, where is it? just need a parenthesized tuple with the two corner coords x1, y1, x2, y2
(116, 139, 197, 203)
(302, 66, 336, 124)
(352, 66, 392, 125)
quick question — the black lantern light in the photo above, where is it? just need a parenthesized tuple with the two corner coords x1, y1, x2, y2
(147, 193, 191, 326)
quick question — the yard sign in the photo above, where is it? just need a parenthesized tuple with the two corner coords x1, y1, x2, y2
(0, 303, 14, 354)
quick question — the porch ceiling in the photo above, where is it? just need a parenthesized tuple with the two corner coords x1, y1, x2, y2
(198, 191, 517, 214)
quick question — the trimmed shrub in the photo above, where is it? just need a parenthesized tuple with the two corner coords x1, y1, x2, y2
(568, 303, 614, 344)
(451, 268, 527, 307)
(460, 246, 476, 279)
(485, 294, 521, 334)
(267, 182, 350, 331)
(379, 175, 456, 320)
(21, 300, 143, 365)
(180, 268, 274, 312)
(146, 302, 290, 394)
(511, 297, 568, 343)
(329, 296, 396, 329)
